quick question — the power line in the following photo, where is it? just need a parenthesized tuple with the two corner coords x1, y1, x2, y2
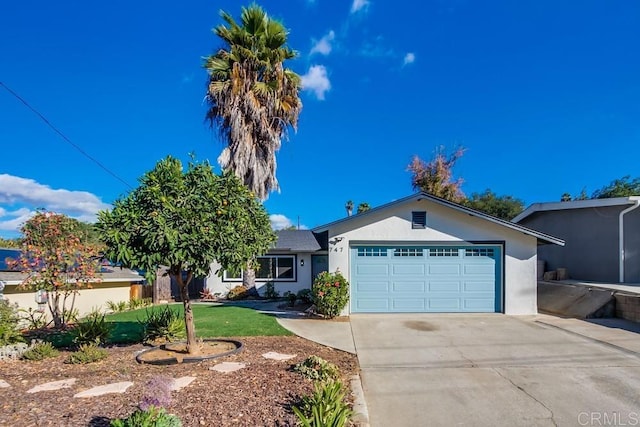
(0, 81, 133, 190)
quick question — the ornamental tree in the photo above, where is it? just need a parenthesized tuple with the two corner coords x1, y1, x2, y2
(408, 146, 466, 203)
(97, 156, 275, 354)
(8, 211, 101, 328)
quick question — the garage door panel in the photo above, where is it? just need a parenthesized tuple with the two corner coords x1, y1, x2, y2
(428, 264, 461, 275)
(352, 245, 501, 313)
(392, 264, 425, 275)
(357, 281, 389, 292)
(392, 299, 425, 311)
(392, 281, 425, 292)
(429, 281, 461, 292)
(356, 264, 389, 275)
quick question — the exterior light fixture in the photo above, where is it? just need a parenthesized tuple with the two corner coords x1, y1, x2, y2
(300, 259, 305, 267)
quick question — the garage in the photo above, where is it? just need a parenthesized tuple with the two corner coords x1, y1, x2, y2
(351, 245, 502, 313)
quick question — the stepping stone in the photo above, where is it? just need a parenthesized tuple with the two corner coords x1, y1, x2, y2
(171, 376, 196, 391)
(262, 351, 296, 361)
(74, 381, 133, 398)
(209, 362, 246, 373)
(27, 378, 76, 393)
(0, 380, 10, 388)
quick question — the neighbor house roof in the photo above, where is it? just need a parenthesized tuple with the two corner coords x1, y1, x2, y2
(313, 192, 565, 246)
(512, 196, 640, 223)
(272, 230, 322, 252)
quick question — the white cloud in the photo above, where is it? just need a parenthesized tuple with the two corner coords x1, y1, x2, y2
(269, 214, 308, 230)
(310, 30, 335, 56)
(403, 52, 416, 66)
(351, 0, 370, 13)
(0, 174, 111, 234)
(301, 65, 331, 100)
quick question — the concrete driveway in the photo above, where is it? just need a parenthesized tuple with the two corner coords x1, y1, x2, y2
(350, 314, 640, 426)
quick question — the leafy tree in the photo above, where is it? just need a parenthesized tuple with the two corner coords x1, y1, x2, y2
(7, 211, 100, 328)
(592, 175, 640, 199)
(408, 146, 466, 202)
(204, 3, 302, 200)
(97, 156, 274, 354)
(0, 237, 21, 248)
(463, 190, 524, 220)
(204, 4, 302, 294)
(560, 193, 572, 202)
(356, 202, 370, 214)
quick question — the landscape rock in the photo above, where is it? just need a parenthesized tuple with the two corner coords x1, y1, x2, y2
(171, 376, 196, 390)
(27, 378, 76, 393)
(262, 351, 296, 361)
(0, 379, 10, 388)
(73, 381, 133, 398)
(209, 362, 246, 373)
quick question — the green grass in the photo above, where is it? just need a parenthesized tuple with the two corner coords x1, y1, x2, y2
(105, 304, 292, 343)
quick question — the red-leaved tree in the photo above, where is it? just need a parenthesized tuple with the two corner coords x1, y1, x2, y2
(8, 211, 100, 328)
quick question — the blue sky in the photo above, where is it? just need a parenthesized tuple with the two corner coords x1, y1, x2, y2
(1, 0, 639, 238)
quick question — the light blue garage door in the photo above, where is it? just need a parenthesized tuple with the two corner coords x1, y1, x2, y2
(351, 245, 502, 313)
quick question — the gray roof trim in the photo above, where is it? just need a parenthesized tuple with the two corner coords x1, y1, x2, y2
(271, 230, 322, 252)
(313, 192, 564, 246)
(512, 196, 640, 223)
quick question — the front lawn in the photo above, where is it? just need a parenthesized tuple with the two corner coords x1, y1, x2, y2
(105, 303, 292, 343)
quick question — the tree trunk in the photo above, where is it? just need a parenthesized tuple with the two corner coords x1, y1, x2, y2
(175, 270, 199, 355)
(243, 265, 259, 297)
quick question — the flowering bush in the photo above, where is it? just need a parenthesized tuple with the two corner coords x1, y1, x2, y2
(312, 271, 349, 318)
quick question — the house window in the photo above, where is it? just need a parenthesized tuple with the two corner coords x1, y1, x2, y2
(393, 248, 424, 257)
(256, 256, 296, 281)
(429, 248, 459, 257)
(223, 255, 296, 282)
(412, 211, 427, 229)
(465, 248, 495, 257)
(357, 247, 387, 257)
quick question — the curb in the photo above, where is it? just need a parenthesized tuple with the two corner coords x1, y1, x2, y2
(350, 374, 370, 426)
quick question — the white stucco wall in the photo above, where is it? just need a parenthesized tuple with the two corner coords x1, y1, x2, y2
(205, 252, 315, 297)
(320, 198, 539, 315)
(2, 283, 131, 320)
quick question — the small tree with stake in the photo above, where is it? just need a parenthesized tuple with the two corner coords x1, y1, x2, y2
(97, 156, 275, 355)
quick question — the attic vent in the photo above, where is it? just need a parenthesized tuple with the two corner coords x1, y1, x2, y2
(412, 211, 427, 229)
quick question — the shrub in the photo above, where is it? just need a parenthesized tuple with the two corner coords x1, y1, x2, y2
(21, 341, 59, 361)
(72, 310, 113, 347)
(66, 343, 108, 364)
(226, 285, 248, 301)
(292, 380, 352, 427)
(283, 291, 297, 307)
(18, 307, 47, 330)
(312, 271, 349, 318)
(293, 355, 340, 382)
(199, 288, 217, 301)
(0, 300, 24, 346)
(110, 406, 182, 427)
(139, 306, 185, 344)
(262, 281, 279, 299)
(106, 300, 128, 313)
(297, 289, 313, 304)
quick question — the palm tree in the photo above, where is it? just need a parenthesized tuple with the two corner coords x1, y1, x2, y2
(205, 4, 302, 293)
(345, 200, 354, 217)
(204, 4, 302, 200)
(357, 202, 370, 214)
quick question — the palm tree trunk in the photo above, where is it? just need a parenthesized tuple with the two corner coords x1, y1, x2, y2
(175, 270, 199, 355)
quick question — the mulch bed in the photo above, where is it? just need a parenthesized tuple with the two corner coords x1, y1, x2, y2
(0, 336, 359, 426)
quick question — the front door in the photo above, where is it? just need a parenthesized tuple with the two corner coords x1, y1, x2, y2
(311, 255, 329, 283)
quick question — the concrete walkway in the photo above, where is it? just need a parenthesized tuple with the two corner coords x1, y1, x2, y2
(276, 317, 356, 354)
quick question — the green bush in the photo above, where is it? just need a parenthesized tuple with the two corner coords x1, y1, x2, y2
(72, 310, 113, 347)
(66, 343, 108, 364)
(262, 281, 279, 299)
(110, 406, 182, 427)
(292, 380, 352, 427)
(18, 307, 47, 330)
(312, 272, 349, 318)
(297, 289, 313, 304)
(293, 355, 340, 382)
(106, 300, 128, 313)
(21, 341, 59, 361)
(226, 285, 248, 300)
(0, 300, 24, 346)
(284, 291, 297, 307)
(139, 306, 185, 344)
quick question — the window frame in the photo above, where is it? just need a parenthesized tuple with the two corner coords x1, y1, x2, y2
(223, 255, 297, 282)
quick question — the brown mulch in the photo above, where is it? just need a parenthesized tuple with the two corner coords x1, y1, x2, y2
(0, 337, 359, 427)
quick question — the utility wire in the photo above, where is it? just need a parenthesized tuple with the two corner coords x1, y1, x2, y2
(0, 81, 133, 190)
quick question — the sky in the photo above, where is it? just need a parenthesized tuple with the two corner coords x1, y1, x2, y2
(1, 0, 639, 238)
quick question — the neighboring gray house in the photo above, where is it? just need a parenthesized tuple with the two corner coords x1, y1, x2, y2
(207, 193, 564, 314)
(513, 197, 640, 284)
